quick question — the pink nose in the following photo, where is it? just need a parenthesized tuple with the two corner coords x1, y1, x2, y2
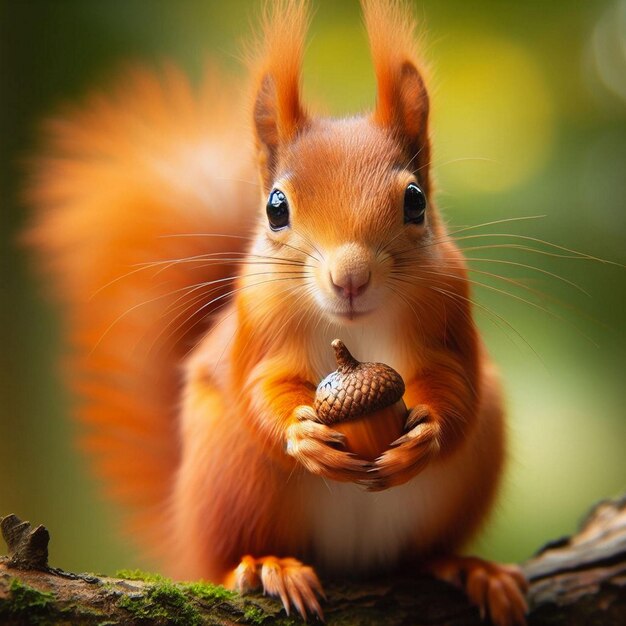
(330, 269, 371, 299)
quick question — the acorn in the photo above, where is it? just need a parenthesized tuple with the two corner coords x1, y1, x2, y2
(313, 339, 407, 461)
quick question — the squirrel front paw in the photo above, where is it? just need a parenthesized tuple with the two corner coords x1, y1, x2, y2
(364, 404, 441, 491)
(285, 406, 372, 482)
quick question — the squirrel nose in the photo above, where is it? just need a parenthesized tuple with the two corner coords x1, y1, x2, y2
(328, 242, 373, 300)
(330, 268, 371, 299)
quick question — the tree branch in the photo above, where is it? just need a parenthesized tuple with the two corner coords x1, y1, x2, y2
(1, 496, 626, 624)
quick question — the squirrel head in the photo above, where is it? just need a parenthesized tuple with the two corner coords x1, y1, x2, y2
(244, 0, 468, 334)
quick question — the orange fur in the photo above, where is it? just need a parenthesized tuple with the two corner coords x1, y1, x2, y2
(25, 65, 258, 556)
(27, 1, 525, 624)
(250, 0, 310, 190)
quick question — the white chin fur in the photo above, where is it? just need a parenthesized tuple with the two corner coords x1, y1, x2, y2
(305, 315, 408, 383)
(313, 289, 382, 326)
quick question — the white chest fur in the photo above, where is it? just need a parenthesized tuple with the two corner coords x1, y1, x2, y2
(305, 477, 424, 572)
(308, 321, 415, 382)
(304, 461, 455, 573)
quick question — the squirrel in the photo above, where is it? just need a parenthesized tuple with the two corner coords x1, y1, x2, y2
(25, 0, 528, 624)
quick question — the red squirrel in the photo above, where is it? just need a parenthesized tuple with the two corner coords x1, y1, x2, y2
(26, 0, 528, 623)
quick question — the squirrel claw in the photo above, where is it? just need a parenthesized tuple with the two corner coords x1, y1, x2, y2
(228, 556, 325, 621)
(405, 404, 430, 430)
(365, 419, 440, 489)
(286, 418, 370, 482)
(424, 556, 528, 626)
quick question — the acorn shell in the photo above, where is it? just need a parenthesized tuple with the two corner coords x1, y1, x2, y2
(332, 399, 407, 461)
(314, 339, 405, 424)
(313, 339, 407, 460)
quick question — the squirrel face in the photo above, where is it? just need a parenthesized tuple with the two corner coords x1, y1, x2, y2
(241, 23, 469, 339)
(247, 116, 453, 327)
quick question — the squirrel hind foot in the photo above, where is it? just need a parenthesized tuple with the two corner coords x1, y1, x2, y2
(423, 555, 528, 626)
(225, 555, 325, 621)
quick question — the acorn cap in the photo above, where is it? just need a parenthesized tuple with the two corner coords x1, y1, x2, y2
(313, 339, 405, 425)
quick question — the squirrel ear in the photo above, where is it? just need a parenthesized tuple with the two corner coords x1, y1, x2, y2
(253, 73, 307, 192)
(254, 74, 280, 191)
(251, 0, 310, 192)
(363, 0, 431, 193)
(373, 61, 431, 194)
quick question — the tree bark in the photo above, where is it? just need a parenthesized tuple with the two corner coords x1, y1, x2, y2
(1, 495, 625, 625)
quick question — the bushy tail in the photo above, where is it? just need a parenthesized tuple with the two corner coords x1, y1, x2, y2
(25, 66, 258, 559)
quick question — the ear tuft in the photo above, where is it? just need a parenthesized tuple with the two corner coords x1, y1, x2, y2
(254, 74, 280, 190)
(398, 61, 429, 139)
(250, 0, 310, 191)
(362, 0, 431, 191)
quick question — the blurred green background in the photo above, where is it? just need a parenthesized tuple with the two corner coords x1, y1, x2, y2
(1, 0, 625, 575)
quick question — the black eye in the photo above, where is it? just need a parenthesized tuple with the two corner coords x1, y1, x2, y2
(266, 189, 290, 231)
(403, 183, 426, 225)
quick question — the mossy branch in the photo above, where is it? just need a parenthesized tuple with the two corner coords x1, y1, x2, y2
(1, 495, 626, 625)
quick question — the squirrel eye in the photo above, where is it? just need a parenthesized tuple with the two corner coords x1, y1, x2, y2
(403, 183, 426, 225)
(266, 189, 290, 231)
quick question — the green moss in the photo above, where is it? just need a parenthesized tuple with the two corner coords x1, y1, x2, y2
(117, 579, 202, 625)
(115, 568, 168, 583)
(180, 580, 236, 602)
(0, 578, 56, 625)
(8, 578, 54, 610)
(114, 571, 243, 623)
(243, 605, 269, 624)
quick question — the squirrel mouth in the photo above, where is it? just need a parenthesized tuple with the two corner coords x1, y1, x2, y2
(332, 306, 373, 322)
(316, 292, 375, 323)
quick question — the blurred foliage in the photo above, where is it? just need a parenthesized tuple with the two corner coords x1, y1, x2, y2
(1, 0, 624, 575)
